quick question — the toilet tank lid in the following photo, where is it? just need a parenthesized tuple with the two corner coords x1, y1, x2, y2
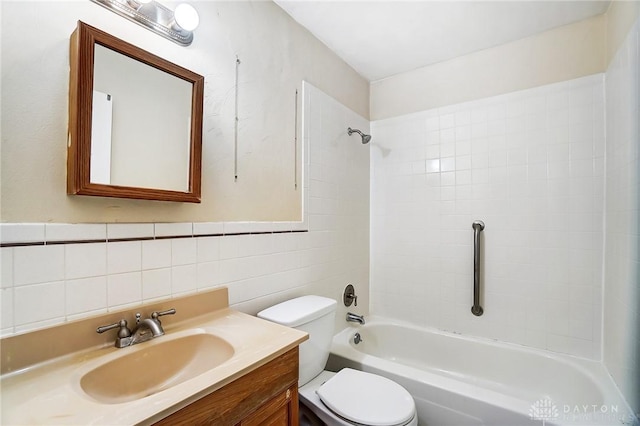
(257, 296, 337, 327)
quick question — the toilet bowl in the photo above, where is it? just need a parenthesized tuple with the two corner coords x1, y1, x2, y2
(257, 296, 418, 426)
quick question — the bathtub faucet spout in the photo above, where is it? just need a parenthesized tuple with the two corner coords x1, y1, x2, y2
(346, 312, 365, 325)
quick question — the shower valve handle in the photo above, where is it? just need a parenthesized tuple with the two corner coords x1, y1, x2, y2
(344, 284, 358, 307)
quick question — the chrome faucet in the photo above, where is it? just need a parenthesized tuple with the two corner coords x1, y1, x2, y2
(346, 312, 365, 325)
(97, 308, 176, 348)
(130, 312, 166, 345)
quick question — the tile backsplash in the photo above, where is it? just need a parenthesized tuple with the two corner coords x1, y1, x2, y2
(370, 74, 605, 359)
(0, 82, 370, 336)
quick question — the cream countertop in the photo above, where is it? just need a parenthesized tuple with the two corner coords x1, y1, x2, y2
(1, 300, 307, 425)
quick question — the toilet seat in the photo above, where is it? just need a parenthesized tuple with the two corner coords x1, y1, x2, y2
(317, 368, 415, 426)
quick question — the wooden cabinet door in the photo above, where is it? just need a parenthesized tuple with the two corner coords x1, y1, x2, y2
(240, 385, 298, 426)
(153, 347, 299, 426)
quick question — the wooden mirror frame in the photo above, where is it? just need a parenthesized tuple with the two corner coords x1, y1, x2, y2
(67, 21, 204, 203)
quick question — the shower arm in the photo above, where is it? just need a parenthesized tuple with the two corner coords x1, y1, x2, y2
(347, 127, 371, 144)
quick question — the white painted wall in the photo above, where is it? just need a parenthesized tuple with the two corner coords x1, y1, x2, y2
(371, 15, 605, 120)
(370, 75, 605, 359)
(0, 1, 368, 223)
(603, 12, 640, 416)
(605, 0, 640, 66)
(0, 83, 370, 337)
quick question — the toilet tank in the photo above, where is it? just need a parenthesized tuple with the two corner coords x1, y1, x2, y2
(257, 296, 337, 386)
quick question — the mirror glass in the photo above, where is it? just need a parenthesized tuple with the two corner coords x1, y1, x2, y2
(91, 45, 192, 192)
(68, 21, 204, 203)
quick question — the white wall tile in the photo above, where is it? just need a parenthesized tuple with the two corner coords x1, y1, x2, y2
(65, 243, 106, 279)
(106, 223, 154, 240)
(13, 245, 64, 286)
(154, 223, 192, 238)
(223, 222, 266, 234)
(107, 241, 141, 274)
(192, 222, 224, 236)
(196, 237, 220, 263)
(171, 238, 196, 265)
(290, 220, 308, 232)
(219, 236, 241, 260)
(1, 288, 14, 330)
(14, 281, 65, 326)
(66, 276, 107, 315)
(1, 248, 13, 288)
(270, 222, 297, 232)
(439, 113, 455, 129)
(239, 234, 274, 257)
(142, 268, 171, 300)
(171, 264, 197, 295)
(45, 224, 106, 242)
(142, 240, 171, 270)
(371, 75, 605, 359)
(197, 261, 219, 290)
(107, 272, 142, 307)
(0, 223, 45, 244)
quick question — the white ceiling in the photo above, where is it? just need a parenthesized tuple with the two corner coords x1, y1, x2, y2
(274, 1, 611, 82)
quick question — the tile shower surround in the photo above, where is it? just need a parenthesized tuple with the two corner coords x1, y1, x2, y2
(0, 82, 371, 337)
(603, 16, 640, 413)
(370, 74, 605, 359)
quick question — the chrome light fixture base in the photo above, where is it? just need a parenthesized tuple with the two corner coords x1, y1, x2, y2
(90, 0, 195, 46)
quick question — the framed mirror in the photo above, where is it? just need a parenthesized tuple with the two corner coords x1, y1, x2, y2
(67, 21, 204, 203)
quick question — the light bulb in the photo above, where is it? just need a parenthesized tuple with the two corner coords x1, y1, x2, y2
(174, 3, 199, 32)
(126, 0, 151, 7)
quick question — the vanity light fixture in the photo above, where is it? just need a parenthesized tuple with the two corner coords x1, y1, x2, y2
(90, 0, 200, 46)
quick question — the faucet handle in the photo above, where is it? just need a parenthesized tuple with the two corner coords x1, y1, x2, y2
(151, 308, 176, 324)
(96, 319, 131, 338)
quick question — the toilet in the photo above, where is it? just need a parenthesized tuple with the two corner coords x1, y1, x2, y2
(257, 295, 418, 426)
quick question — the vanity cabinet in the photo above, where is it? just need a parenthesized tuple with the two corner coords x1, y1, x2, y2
(153, 347, 299, 426)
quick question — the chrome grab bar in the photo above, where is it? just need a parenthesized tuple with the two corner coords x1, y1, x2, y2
(471, 220, 485, 316)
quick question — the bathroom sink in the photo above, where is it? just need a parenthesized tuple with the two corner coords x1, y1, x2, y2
(80, 332, 234, 404)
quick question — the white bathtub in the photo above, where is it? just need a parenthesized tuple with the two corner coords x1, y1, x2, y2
(326, 318, 637, 426)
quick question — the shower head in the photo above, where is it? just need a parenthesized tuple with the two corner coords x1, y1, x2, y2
(348, 127, 371, 144)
